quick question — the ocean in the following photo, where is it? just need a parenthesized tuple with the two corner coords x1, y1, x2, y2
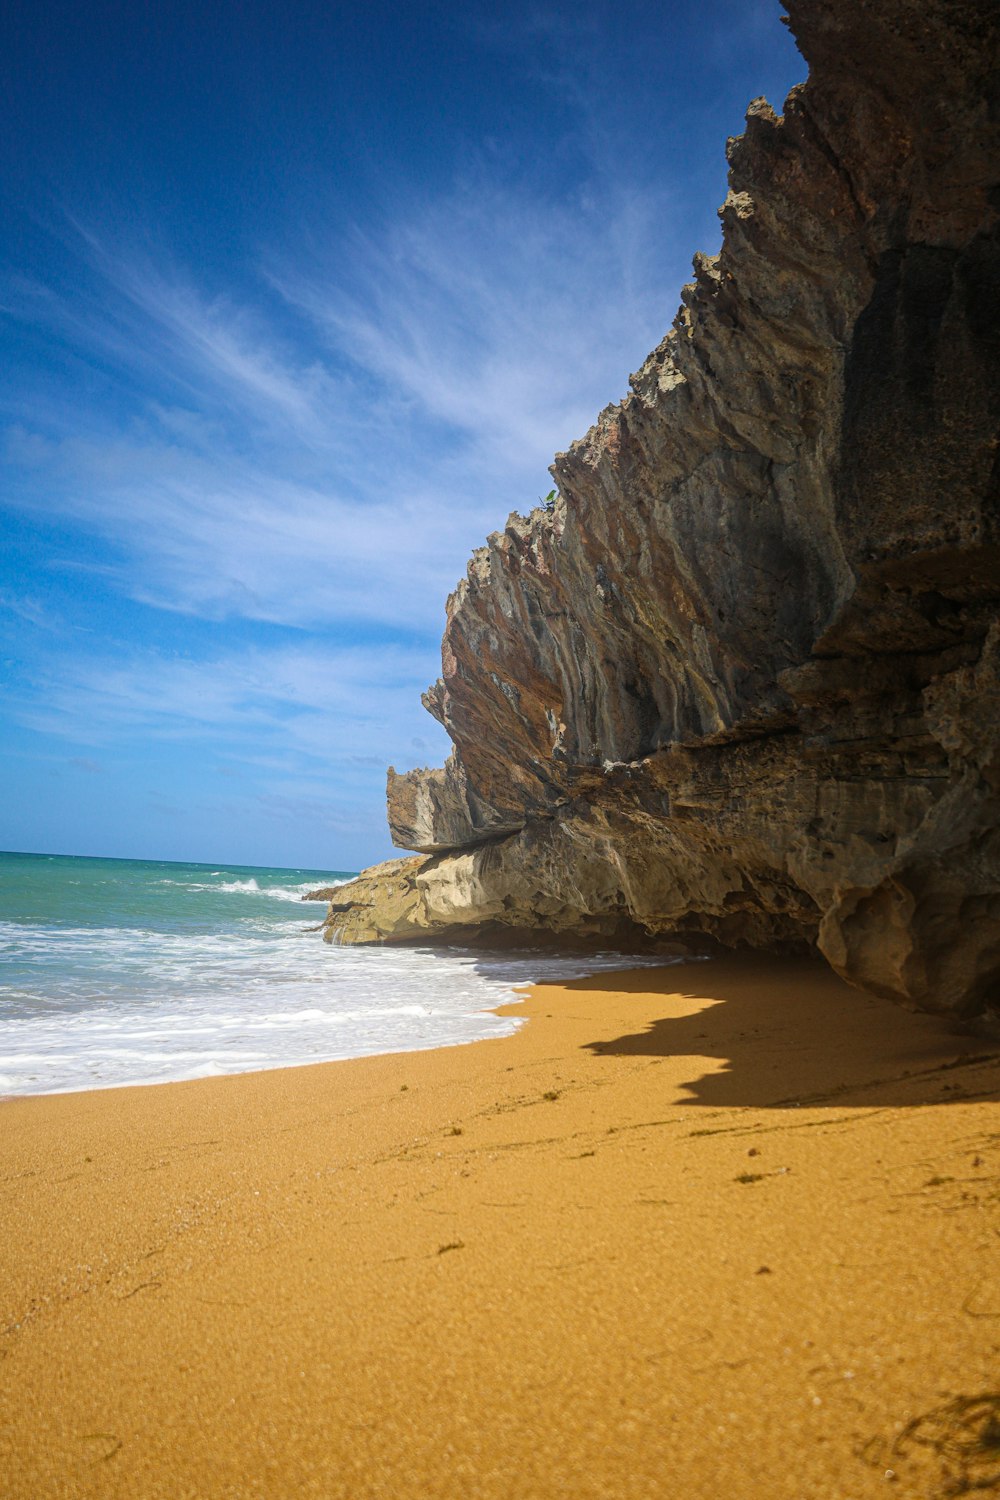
(0, 850, 672, 1097)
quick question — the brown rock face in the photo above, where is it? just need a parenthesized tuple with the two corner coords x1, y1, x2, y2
(327, 0, 1000, 1020)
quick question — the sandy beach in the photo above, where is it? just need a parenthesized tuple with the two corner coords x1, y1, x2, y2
(1, 954, 998, 1499)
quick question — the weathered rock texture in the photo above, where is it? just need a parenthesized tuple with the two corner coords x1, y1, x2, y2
(324, 0, 1000, 1020)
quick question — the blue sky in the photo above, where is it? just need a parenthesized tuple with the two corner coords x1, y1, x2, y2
(1, 0, 804, 870)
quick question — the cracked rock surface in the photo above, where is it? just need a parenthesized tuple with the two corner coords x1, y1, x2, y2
(324, 0, 1000, 1020)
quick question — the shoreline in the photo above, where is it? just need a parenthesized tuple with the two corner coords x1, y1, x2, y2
(0, 951, 692, 1103)
(2, 954, 998, 1498)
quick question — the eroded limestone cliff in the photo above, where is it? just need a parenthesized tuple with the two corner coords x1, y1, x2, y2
(323, 0, 1000, 1019)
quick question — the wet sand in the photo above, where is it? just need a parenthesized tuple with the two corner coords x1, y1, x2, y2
(1, 954, 998, 1499)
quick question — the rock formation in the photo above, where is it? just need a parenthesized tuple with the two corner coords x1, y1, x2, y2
(322, 0, 1000, 1020)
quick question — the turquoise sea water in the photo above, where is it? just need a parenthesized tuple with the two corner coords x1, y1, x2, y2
(0, 850, 675, 1097)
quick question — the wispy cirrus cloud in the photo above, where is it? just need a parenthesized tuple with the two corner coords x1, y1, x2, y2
(270, 172, 680, 473)
(7, 223, 348, 448)
(3, 166, 686, 637)
(5, 424, 475, 628)
(12, 638, 449, 772)
(0, 588, 58, 629)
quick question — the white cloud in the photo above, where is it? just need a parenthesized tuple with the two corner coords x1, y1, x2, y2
(271, 171, 678, 473)
(12, 638, 451, 773)
(0, 589, 56, 629)
(34, 219, 352, 448)
(3, 158, 686, 637)
(5, 421, 490, 630)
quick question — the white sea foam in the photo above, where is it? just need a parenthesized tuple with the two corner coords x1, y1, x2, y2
(0, 857, 692, 1097)
(0, 929, 687, 1097)
(155, 876, 343, 900)
(265, 882, 347, 902)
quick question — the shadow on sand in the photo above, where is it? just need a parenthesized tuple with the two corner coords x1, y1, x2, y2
(577, 955, 1000, 1110)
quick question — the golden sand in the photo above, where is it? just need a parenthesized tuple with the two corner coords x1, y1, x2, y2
(1, 955, 998, 1499)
